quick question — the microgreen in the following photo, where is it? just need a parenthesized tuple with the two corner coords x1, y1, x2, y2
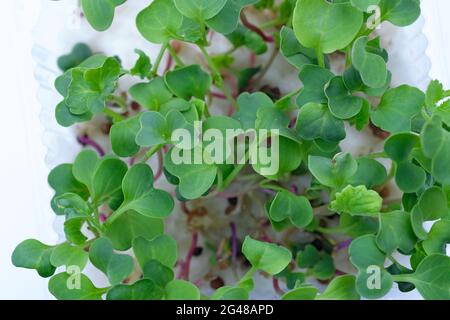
(12, 0, 450, 301)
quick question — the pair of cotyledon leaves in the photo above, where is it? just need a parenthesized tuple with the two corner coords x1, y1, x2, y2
(135, 0, 259, 44)
(350, 234, 450, 300)
(54, 55, 122, 127)
(39, 235, 292, 300)
(292, 0, 420, 54)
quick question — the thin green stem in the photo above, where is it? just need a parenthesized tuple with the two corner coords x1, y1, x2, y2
(199, 45, 238, 111)
(392, 274, 413, 283)
(259, 181, 287, 193)
(365, 151, 388, 159)
(107, 95, 128, 111)
(277, 88, 302, 104)
(103, 108, 124, 123)
(151, 42, 168, 76)
(167, 44, 184, 67)
(141, 144, 164, 163)
(421, 109, 431, 121)
(222, 150, 250, 190)
(316, 226, 345, 235)
(316, 47, 325, 68)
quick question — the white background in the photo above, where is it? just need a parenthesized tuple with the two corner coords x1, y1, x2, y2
(0, 0, 449, 299)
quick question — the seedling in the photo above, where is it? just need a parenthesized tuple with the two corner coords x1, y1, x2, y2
(12, 0, 450, 300)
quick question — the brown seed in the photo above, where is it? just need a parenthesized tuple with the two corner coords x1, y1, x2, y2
(210, 276, 225, 290)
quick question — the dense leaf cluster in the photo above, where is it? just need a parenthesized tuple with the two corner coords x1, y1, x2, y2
(12, 0, 450, 300)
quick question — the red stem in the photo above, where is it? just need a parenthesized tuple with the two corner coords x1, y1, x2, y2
(273, 278, 285, 296)
(230, 222, 238, 265)
(164, 54, 173, 73)
(154, 150, 163, 182)
(178, 232, 199, 280)
(77, 135, 105, 156)
(240, 12, 274, 43)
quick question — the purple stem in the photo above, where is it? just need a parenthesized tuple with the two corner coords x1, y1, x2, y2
(177, 232, 198, 280)
(77, 135, 105, 157)
(260, 189, 277, 196)
(230, 222, 238, 265)
(335, 239, 352, 252)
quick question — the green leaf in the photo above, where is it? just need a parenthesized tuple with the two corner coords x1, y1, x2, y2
(325, 76, 364, 119)
(225, 25, 268, 55)
(234, 92, 274, 130)
(174, 0, 227, 21)
(296, 245, 320, 268)
(107, 279, 164, 300)
(376, 211, 417, 254)
(421, 117, 450, 185)
(411, 187, 449, 239)
(308, 153, 357, 189)
(133, 235, 177, 269)
(48, 163, 89, 205)
(64, 217, 88, 245)
(130, 49, 152, 79)
(423, 219, 450, 255)
(394, 254, 450, 300)
(110, 115, 141, 157)
(89, 238, 133, 285)
(165, 280, 201, 300)
(104, 210, 164, 251)
(330, 185, 382, 217)
(165, 65, 212, 100)
(350, 0, 380, 11)
(269, 190, 313, 228)
(348, 157, 387, 188)
(92, 157, 128, 205)
(251, 135, 302, 179)
(313, 254, 335, 280)
(293, 0, 363, 54)
(425, 79, 447, 111)
(142, 260, 175, 287)
(296, 65, 334, 107)
(282, 285, 318, 300)
(55, 101, 93, 127)
(206, 0, 259, 35)
(317, 275, 360, 300)
(211, 286, 249, 300)
(379, 0, 421, 27)
(72, 150, 99, 195)
(65, 57, 121, 115)
(136, 0, 183, 44)
(384, 132, 420, 162)
(113, 164, 174, 219)
(50, 242, 89, 270)
(81, 0, 126, 31)
(352, 36, 388, 88)
(129, 77, 173, 111)
(49, 272, 104, 300)
(12, 239, 56, 277)
(242, 236, 292, 275)
(136, 110, 188, 147)
(395, 162, 426, 193)
(349, 235, 393, 299)
(334, 213, 379, 238)
(57, 43, 93, 72)
(371, 85, 425, 133)
(280, 27, 318, 69)
(164, 147, 218, 199)
(54, 193, 90, 218)
(296, 103, 345, 142)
